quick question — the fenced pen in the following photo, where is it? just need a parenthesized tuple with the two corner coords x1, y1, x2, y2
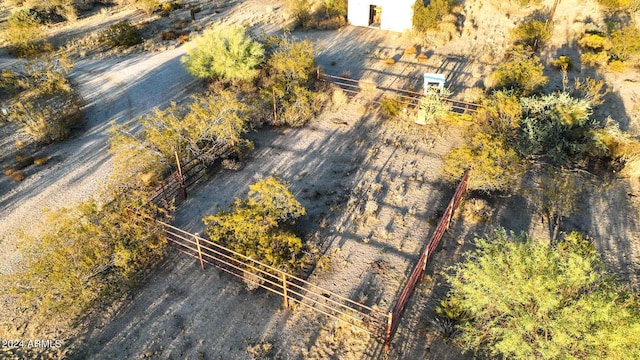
(148, 151, 470, 349)
(317, 71, 480, 114)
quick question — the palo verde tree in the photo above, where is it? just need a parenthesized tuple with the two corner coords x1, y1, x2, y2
(181, 25, 265, 82)
(203, 177, 307, 272)
(109, 90, 251, 190)
(261, 36, 320, 127)
(441, 229, 640, 359)
(7, 191, 170, 327)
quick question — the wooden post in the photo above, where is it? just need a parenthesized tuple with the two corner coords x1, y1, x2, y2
(384, 312, 393, 352)
(282, 272, 289, 309)
(175, 151, 187, 200)
(420, 248, 429, 280)
(272, 87, 277, 124)
(316, 67, 320, 80)
(195, 233, 205, 271)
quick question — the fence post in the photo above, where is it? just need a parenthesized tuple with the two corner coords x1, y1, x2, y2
(272, 87, 278, 124)
(194, 233, 205, 271)
(282, 272, 289, 309)
(175, 151, 187, 200)
(384, 312, 393, 352)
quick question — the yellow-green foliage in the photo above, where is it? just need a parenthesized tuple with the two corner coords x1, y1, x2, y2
(581, 51, 609, 68)
(579, 34, 611, 52)
(551, 55, 573, 70)
(445, 229, 640, 359)
(182, 25, 265, 82)
(110, 90, 251, 190)
(379, 96, 403, 118)
(597, 0, 640, 12)
(610, 26, 640, 61)
(3, 57, 82, 143)
(510, 20, 551, 48)
(477, 90, 522, 139)
(443, 132, 523, 192)
(592, 122, 640, 161)
(489, 46, 547, 96)
(3, 8, 49, 57)
(412, 0, 450, 32)
(262, 37, 320, 127)
(203, 177, 307, 272)
(7, 194, 169, 325)
(100, 21, 142, 48)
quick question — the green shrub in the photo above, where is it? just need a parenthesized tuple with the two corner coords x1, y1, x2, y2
(489, 46, 547, 96)
(511, 20, 551, 49)
(591, 122, 640, 161)
(136, 0, 159, 15)
(518, 93, 595, 163)
(262, 37, 320, 127)
(8, 193, 170, 326)
(551, 55, 574, 70)
(4, 57, 82, 143)
(3, 8, 49, 58)
(100, 21, 142, 48)
(412, 0, 451, 32)
(597, 0, 640, 12)
(444, 229, 640, 359)
(443, 132, 523, 192)
(416, 89, 453, 126)
(581, 51, 609, 67)
(203, 177, 307, 272)
(379, 96, 403, 118)
(477, 90, 522, 140)
(286, 0, 313, 27)
(578, 33, 611, 52)
(182, 25, 264, 82)
(323, 0, 347, 18)
(610, 26, 640, 61)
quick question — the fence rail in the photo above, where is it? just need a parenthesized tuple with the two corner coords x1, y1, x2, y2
(318, 72, 480, 114)
(385, 170, 470, 346)
(148, 142, 233, 206)
(157, 219, 389, 338)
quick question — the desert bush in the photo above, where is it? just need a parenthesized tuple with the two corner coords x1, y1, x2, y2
(610, 26, 640, 61)
(4, 57, 82, 143)
(8, 192, 170, 326)
(404, 46, 418, 56)
(261, 37, 321, 127)
(331, 87, 348, 108)
(379, 96, 403, 118)
(581, 51, 609, 67)
(136, 0, 159, 15)
(443, 228, 640, 359)
(412, 0, 451, 32)
(203, 177, 307, 272)
(416, 88, 452, 126)
(100, 21, 142, 48)
(3, 8, 50, 57)
(182, 25, 264, 82)
(323, 0, 347, 18)
(551, 55, 574, 70)
(489, 46, 547, 96)
(511, 19, 551, 49)
(597, 0, 640, 12)
(476, 90, 522, 140)
(286, 0, 312, 27)
(591, 121, 640, 162)
(518, 93, 595, 163)
(443, 132, 523, 192)
(110, 91, 251, 190)
(579, 33, 611, 52)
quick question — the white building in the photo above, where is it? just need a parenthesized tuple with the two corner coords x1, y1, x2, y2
(347, 0, 415, 33)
